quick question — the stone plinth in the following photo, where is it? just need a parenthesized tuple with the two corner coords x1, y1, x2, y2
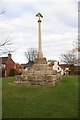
(27, 63, 58, 86)
(34, 57, 47, 64)
(15, 58, 62, 86)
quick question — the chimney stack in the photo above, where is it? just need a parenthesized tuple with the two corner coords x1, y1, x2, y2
(8, 53, 11, 59)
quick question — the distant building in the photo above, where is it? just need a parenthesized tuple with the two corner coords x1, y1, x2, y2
(0, 53, 22, 77)
(48, 60, 58, 67)
(21, 61, 34, 69)
(48, 60, 73, 75)
(52, 61, 63, 75)
(15, 63, 22, 75)
(59, 64, 74, 75)
(0, 56, 8, 68)
(6, 53, 15, 76)
(0, 56, 8, 77)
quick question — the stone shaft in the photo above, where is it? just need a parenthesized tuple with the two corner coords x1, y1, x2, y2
(37, 17, 43, 58)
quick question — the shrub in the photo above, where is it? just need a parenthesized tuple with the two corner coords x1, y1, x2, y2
(9, 68, 18, 76)
(70, 66, 76, 75)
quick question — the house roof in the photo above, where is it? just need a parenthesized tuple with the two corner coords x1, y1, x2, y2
(21, 61, 34, 68)
(15, 63, 22, 69)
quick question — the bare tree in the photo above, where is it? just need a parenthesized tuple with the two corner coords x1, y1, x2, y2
(25, 48, 37, 62)
(0, 8, 14, 54)
(0, 37, 12, 47)
(0, 35, 14, 55)
(60, 50, 76, 64)
(73, 37, 80, 52)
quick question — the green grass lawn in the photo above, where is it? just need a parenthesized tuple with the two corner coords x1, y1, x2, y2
(2, 75, 78, 118)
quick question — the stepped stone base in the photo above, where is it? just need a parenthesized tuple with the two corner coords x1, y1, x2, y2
(34, 57, 47, 64)
(15, 57, 62, 86)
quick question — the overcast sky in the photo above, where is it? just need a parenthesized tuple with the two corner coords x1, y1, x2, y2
(0, 0, 78, 63)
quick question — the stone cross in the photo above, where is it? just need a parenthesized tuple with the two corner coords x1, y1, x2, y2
(36, 13, 43, 58)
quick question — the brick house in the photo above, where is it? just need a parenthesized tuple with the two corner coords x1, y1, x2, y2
(0, 56, 8, 77)
(0, 57, 8, 68)
(6, 53, 15, 76)
(0, 53, 23, 76)
(59, 64, 73, 75)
